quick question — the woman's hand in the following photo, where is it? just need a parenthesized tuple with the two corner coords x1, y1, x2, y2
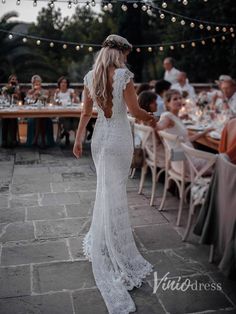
(147, 115, 157, 128)
(73, 140, 82, 158)
(203, 127, 215, 135)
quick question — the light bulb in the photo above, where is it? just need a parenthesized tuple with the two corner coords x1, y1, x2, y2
(190, 22, 195, 28)
(76, 45, 80, 50)
(133, 3, 138, 8)
(141, 4, 147, 11)
(136, 48, 141, 52)
(171, 17, 176, 23)
(162, 2, 167, 8)
(50, 42, 54, 47)
(88, 46, 93, 52)
(148, 47, 152, 52)
(181, 44, 185, 48)
(170, 45, 174, 50)
(22, 37, 27, 43)
(160, 13, 165, 19)
(180, 20, 185, 25)
(183, 0, 188, 5)
(121, 4, 128, 11)
(36, 40, 41, 45)
(8, 34, 13, 39)
(63, 44, 67, 49)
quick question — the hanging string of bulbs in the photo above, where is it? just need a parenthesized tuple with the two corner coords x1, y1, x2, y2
(1, 27, 235, 53)
(1, 0, 235, 31)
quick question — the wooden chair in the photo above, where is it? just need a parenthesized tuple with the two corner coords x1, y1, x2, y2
(180, 142, 217, 241)
(136, 123, 165, 206)
(158, 130, 191, 227)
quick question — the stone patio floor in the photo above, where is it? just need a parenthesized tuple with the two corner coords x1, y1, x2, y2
(0, 143, 236, 314)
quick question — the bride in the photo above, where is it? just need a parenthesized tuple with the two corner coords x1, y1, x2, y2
(73, 34, 156, 314)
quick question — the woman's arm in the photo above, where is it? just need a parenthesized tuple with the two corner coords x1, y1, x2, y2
(124, 80, 156, 128)
(155, 117, 174, 131)
(189, 127, 214, 142)
(73, 86, 93, 158)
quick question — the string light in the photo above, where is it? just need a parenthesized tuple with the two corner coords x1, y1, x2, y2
(33, 0, 37, 6)
(2, 0, 6, 3)
(190, 22, 195, 28)
(180, 20, 185, 25)
(85, 1, 90, 9)
(91, 0, 96, 6)
(160, 13, 165, 19)
(1, 28, 233, 53)
(162, 2, 167, 8)
(141, 4, 147, 11)
(16, 0, 20, 5)
(121, 4, 128, 11)
(171, 16, 176, 23)
(133, 3, 138, 9)
(103, 4, 108, 11)
(68, 1, 72, 9)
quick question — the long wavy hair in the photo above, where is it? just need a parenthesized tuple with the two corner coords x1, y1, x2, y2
(90, 34, 132, 109)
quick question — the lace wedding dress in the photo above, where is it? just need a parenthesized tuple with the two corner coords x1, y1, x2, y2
(82, 68, 153, 313)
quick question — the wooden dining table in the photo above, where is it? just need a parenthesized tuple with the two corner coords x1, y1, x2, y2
(188, 130, 220, 152)
(0, 105, 98, 119)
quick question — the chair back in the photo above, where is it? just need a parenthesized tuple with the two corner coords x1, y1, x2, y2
(180, 142, 217, 182)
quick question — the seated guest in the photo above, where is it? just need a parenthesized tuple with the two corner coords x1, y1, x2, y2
(26, 75, 54, 148)
(172, 72, 196, 102)
(219, 118, 236, 164)
(163, 57, 180, 84)
(136, 83, 151, 95)
(54, 76, 79, 145)
(137, 91, 165, 166)
(209, 75, 232, 111)
(220, 79, 236, 114)
(156, 89, 213, 175)
(1, 74, 20, 147)
(154, 80, 171, 118)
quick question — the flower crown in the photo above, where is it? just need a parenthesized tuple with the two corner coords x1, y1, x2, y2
(102, 39, 131, 51)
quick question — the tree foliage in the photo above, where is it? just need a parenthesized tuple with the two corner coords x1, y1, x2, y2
(0, 1, 235, 83)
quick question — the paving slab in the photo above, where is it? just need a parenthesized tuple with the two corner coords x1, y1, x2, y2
(0, 292, 74, 314)
(0, 265, 31, 298)
(33, 261, 96, 293)
(26, 205, 66, 220)
(1, 240, 70, 265)
(34, 217, 88, 239)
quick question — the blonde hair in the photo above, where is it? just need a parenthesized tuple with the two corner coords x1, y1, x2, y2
(163, 89, 181, 111)
(31, 75, 42, 87)
(90, 34, 132, 108)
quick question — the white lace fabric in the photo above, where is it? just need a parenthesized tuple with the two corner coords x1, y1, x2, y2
(82, 68, 153, 314)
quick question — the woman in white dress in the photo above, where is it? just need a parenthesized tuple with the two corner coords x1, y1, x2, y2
(73, 34, 156, 314)
(156, 89, 214, 174)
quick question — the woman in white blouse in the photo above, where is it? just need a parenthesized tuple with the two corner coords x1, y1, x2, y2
(54, 76, 79, 145)
(156, 89, 213, 175)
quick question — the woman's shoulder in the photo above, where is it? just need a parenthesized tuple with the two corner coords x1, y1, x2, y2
(160, 111, 173, 119)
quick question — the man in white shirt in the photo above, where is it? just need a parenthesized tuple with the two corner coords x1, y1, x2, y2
(221, 79, 236, 114)
(172, 72, 196, 101)
(163, 57, 180, 84)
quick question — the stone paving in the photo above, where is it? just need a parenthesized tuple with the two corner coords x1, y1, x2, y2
(0, 144, 236, 314)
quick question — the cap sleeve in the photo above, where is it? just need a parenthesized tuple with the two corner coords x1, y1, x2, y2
(122, 68, 134, 90)
(83, 70, 93, 90)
